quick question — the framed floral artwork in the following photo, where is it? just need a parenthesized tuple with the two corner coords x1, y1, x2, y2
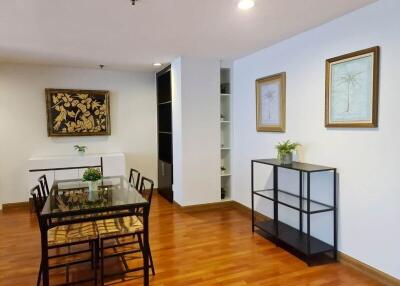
(45, 89, 111, 136)
(325, 46, 380, 128)
(256, 72, 286, 132)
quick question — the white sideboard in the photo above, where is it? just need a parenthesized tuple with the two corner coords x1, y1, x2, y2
(28, 153, 126, 197)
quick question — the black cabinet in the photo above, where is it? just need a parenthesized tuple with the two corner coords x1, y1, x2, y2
(157, 66, 173, 202)
(158, 160, 173, 202)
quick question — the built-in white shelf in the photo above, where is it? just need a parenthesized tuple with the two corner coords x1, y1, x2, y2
(220, 67, 231, 201)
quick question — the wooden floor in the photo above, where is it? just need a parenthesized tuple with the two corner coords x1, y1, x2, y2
(0, 194, 382, 286)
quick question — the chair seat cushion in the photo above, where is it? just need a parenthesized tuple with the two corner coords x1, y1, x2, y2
(96, 216, 144, 237)
(48, 222, 98, 246)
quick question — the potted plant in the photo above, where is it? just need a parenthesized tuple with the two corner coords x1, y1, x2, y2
(74, 145, 87, 155)
(276, 140, 301, 165)
(83, 168, 102, 192)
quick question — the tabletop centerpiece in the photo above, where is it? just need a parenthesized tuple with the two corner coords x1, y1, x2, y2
(276, 140, 301, 165)
(83, 168, 102, 192)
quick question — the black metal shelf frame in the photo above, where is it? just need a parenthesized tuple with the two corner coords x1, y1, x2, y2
(251, 159, 337, 262)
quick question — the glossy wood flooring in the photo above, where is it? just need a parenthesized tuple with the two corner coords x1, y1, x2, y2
(0, 194, 382, 286)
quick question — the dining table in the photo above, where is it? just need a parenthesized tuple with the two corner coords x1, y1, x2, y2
(39, 176, 150, 286)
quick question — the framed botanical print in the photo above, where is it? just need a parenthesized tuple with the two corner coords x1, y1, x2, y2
(325, 46, 380, 128)
(46, 89, 111, 136)
(256, 72, 286, 132)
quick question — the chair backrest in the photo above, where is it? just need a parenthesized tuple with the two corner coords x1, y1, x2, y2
(129, 168, 141, 190)
(38, 174, 50, 198)
(30, 185, 45, 222)
(139, 176, 154, 210)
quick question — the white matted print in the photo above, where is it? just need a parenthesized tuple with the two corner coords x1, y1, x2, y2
(256, 72, 286, 132)
(325, 46, 379, 128)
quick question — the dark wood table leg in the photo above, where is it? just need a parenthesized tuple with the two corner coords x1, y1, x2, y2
(143, 206, 149, 286)
(40, 218, 49, 286)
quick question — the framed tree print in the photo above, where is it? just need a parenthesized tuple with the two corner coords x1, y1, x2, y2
(256, 72, 286, 132)
(325, 46, 380, 128)
(46, 89, 111, 136)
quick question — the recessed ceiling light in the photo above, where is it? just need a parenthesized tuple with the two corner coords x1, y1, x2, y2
(153, 63, 162, 67)
(238, 0, 255, 10)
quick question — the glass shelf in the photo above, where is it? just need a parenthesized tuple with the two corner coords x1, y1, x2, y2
(253, 189, 334, 214)
(255, 220, 334, 255)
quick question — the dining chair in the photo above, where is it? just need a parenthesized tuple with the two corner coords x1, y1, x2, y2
(95, 176, 155, 285)
(38, 174, 50, 198)
(129, 168, 141, 190)
(135, 177, 155, 275)
(31, 185, 99, 286)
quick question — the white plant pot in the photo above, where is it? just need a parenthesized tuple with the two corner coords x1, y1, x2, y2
(279, 153, 293, 165)
(88, 180, 99, 192)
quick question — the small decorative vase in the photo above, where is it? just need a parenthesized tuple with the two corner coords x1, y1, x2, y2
(78, 150, 85, 156)
(88, 180, 99, 192)
(280, 153, 293, 165)
(88, 188, 98, 202)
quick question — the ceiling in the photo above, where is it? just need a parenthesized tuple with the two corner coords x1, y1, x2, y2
(0, 0, 376, 71)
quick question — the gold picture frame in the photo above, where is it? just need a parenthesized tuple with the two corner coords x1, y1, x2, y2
(325, 46, 380, 128)
(46, 89, 111, 137)
(256, 72, 286, 132)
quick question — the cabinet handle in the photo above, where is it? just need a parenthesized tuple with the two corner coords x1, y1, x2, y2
(162, 162, 165, 176)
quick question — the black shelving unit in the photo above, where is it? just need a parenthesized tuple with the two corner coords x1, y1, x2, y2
(251, 158, 337, 262)
(157, 66, 173, 202)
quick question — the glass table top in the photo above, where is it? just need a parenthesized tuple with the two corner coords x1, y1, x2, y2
(41, 176, 148, 217)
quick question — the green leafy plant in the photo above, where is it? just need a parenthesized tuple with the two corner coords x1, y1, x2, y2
(276, 140, 301, 161)
(74, 145, 87, 153)
(82, 168, 102, 182)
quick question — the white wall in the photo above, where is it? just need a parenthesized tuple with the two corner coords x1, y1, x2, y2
(172, 57, 220, 206)
(0, 64, 157, 205)
(232, 0, 399, 280)
(171, 57, 184, 204)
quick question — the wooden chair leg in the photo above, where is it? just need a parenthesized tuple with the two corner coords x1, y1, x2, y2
(90, 241, 94, 269)
(100, 239, 105, 286)
(148, 247, 155, 276)
(93, 241, 98, 286)
(96, 240, 100, 269)
(137, 234, 155, 275)
(36, 235, 98, 285)
(37, 260, 42, 286)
